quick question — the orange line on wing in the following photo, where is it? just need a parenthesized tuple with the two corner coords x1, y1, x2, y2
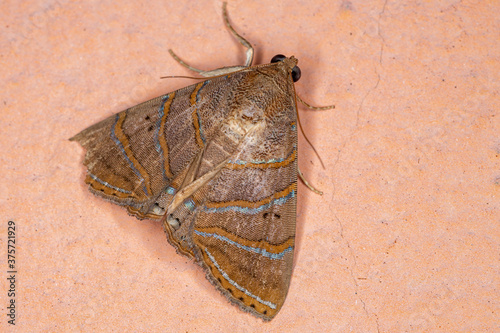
(205, 183, 296, 210)
(227, 148, 296, 170)
(190, 82, 206, 148)
(158, 93, 176, 179)
(194, 226, 294, 254)
(113, 112, 152, 196)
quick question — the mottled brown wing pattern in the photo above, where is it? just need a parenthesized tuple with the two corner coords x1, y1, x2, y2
(71, 73, 247, 219)
(162, 62, 298, 320)
(71, 29, 302, 320)
(191, 144, 297, 319)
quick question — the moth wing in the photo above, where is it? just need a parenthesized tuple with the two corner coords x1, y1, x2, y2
(193, 160, 297, 320)
(164, 74, 298, 319)
(71, 76, 242, 219)
(72, 60, 300, 320)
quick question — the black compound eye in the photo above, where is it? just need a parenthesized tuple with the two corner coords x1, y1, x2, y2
(291, 66, 301, 82)
(271, 54, 286, 63)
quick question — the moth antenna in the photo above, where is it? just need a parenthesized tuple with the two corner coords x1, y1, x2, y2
(298, 168, 323, 195)
(222, 2, 254, 67)
(296, 94, 335, 110)
(296, 107, 326, 169)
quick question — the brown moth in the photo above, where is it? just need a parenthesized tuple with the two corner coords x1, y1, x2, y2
(71, 3, 331, 321)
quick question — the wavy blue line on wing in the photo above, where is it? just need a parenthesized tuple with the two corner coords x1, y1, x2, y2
(194, 230, 293, 260)
(203, 190, 295, 214)
(184, 198, 196, 211)
(88, 173, 132, 194)
(166, 186, 176, 195)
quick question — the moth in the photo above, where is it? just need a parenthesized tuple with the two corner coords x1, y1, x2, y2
(71, 3, 332, 321)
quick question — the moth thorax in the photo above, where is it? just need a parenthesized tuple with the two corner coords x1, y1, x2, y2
(240, 105, 263, 121)
(223, 106, 265, 143)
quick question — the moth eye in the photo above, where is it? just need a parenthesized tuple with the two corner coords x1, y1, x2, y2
(270, 54, 286, 63)
(291, 66, 301, 82)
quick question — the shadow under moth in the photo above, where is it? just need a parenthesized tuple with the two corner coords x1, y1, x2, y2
(71, 2, 333, 321)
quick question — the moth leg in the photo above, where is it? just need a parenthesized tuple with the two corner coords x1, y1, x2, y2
(298, 168, 323, 195)
(222, 2, 254, 67)
(167, 49, 207, 75)
(168, 49, 247, 77)
(168, 2, 253, 77)
(296, 94, 335, 110)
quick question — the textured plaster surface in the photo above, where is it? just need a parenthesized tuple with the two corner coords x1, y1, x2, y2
(1, 0, 498, 332)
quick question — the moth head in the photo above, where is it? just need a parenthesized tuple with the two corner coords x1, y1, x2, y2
(271, 54, 301, 82)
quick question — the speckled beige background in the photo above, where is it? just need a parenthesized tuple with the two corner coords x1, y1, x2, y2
(1, 0, 498, 332)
